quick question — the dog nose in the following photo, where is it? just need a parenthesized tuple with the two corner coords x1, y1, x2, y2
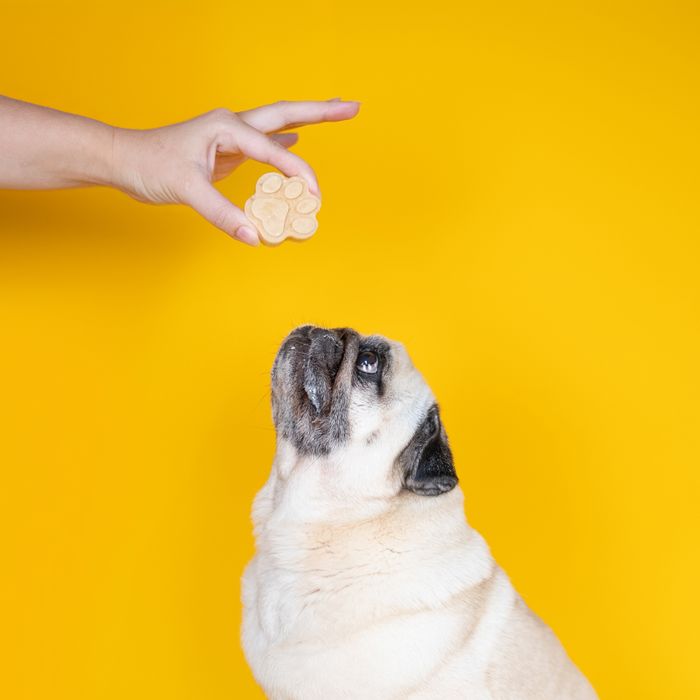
(308, 326, 342, 347)
(278, 325, 315, 357)
(278, 326, 345, 369)
(289, 324, 315, 339)
(282, 326, 343, 353)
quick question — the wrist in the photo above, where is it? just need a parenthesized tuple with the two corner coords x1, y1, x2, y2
(108, 127, 150, 198)
(54, 115, 116, 188)
(88, 122, 117, 186)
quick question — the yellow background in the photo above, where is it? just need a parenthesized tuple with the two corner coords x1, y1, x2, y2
(2, 1, 699, 698)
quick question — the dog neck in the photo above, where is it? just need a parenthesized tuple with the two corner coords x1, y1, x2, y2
(251, 438, 477, 563)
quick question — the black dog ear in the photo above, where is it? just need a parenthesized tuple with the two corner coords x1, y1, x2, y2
(400, 405, 458, 497)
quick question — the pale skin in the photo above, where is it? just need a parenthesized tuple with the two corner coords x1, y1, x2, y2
(0, 96, 360, 245)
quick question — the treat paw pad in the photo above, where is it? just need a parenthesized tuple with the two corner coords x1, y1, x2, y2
(245, 173, 321, 245)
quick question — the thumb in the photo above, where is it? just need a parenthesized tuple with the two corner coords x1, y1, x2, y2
(184, 177, 259, 246)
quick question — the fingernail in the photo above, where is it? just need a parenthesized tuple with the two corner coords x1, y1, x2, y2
(235, 226, 259, 246)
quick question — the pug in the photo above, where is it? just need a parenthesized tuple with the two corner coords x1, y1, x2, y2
(242, 326, 598, 699)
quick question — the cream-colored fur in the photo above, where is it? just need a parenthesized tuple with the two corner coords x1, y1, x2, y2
(242, 339, 597, 699)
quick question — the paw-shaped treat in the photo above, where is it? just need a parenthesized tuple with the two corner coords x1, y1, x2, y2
(244, 173, 321, 245)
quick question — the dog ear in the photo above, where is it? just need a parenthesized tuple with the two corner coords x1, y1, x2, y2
(400, 405, 458, 496)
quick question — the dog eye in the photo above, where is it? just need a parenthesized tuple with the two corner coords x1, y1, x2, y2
(357, 350, 379, 374)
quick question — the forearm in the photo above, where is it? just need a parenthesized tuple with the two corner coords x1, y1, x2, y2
(0, 96, 114, 189)
(0, 96, 359, 243)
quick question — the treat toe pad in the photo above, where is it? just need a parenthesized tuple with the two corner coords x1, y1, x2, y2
(245, 173, 320, 245)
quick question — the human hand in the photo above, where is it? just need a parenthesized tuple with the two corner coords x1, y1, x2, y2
(110, 99, 360, 245)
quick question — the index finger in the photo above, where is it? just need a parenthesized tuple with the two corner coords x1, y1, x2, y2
(238, 99, 360, 134)
(230, 118, 320, 196)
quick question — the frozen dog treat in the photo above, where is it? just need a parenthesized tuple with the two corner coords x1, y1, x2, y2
(244, 172, 321, 245)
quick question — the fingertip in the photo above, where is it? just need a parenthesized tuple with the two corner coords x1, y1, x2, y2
(325, 100, 361, 120)
(270, 132, 299, 150)
(307, 178, 321, 198)
(234, 225, 260, 246)
(279, 132, 299, 146)
(293, 160, 320, 197)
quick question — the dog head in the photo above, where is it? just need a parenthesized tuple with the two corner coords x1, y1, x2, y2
(271, 326, 458, 498)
